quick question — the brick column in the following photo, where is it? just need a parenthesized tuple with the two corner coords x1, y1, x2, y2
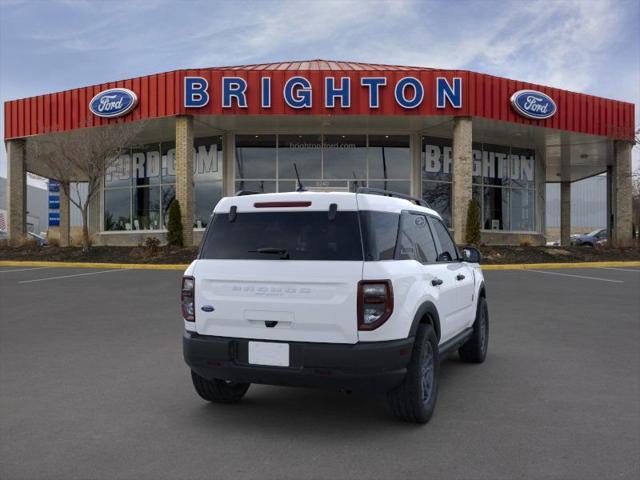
(175, 115, 194, 246)
(452, 117, 473, 244)
(6, 139, 27, 245)
(222, 133, 235, 197)
(410, 133, 422, 198)
(610, 141, 633, 247)
(59, 182, 70, 247)
(560, 181, 571, 246)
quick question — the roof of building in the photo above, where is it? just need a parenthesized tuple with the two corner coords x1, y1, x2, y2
(4, 59, 635, 142)
(213, 59, 435, 71)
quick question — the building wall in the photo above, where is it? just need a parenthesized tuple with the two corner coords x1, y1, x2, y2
(0, 176, 48, 234)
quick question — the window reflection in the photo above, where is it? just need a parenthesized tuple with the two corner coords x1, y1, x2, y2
(236, 135, 277, 180)
(278, 134, 322, 179)
(322, 135, 366, 179)
(104, 188, 131, 231)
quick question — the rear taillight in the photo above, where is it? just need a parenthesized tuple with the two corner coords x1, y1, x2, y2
(357, 280, 393, 330)
(181, 276, 195, 322)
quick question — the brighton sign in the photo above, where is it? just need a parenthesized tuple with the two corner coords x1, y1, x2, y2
(510, 89, 557, 120)
(89, 88, 138, 118)
(183, 76, 464, 110)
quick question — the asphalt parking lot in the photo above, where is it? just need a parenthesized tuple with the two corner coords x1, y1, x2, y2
(1, 265, 639, 480)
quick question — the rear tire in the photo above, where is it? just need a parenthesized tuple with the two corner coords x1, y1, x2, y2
(458, 296, 489, 363)
(387, 324, 439, 424)
(191, 371, 250, 404)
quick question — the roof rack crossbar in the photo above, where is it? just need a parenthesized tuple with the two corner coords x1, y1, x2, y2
(356, 187, 430, 208)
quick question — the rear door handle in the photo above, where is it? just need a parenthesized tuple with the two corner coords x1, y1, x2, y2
(456, 274, 465, 281)
(431, 278, 443, 286)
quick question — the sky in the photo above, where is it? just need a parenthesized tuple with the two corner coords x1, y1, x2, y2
(1, 0, 639, 182)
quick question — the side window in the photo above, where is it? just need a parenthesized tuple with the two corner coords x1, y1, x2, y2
(429, 217, 458, 262)
(396, 212, 438, 263)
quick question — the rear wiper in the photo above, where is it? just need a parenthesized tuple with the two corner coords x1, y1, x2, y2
(248, 247, 290, 259)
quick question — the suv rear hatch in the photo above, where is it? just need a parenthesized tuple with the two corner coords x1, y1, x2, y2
(193, 193, 363, 344)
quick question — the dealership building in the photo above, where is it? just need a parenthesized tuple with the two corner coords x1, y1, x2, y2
(4, 60, 636, 246)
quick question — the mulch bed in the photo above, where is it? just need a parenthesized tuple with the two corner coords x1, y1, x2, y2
(479, 245, 640, 264)
(0, 245, 199, 264)
(1, 244, 638, 265)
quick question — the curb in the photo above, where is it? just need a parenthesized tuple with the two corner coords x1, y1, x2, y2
(1, 260, 639, 271)
(0, 260, 189, 270)
(481, 261, 640, 270)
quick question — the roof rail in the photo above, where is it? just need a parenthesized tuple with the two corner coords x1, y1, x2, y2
(356, 187, 430, 208)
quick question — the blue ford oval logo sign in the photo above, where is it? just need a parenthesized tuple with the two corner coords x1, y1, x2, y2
(510, 90, 556, 120)
(89, 88, 138, 118)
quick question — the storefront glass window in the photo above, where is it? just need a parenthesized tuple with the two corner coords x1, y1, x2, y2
(278, 134, 323, 179)
(161, 185, 175, 228)
(105, 154, 131, 188)
(161, 142, 176, 184)
(236, 135, 277, 181)
(422, 136, 537, 232)
(369, 135, 411, 180)
(133, 186, 161, 230)
(323, 134, 367, 179)
(234, 180, 277, 194)
(509, 147, 535, 189)
(233, 134, 410, 194)
(132, 143, 161, 187)
(193, 136, 223, 228)
(104, 188, 131, 231)
(510, 188, 535, 232)
(483, 186, 509, 230)
(103, 136, 223, 232)
(422, 181, 452, 227)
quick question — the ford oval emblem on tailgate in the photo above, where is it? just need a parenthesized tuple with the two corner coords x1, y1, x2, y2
(201, 305, 215, 312)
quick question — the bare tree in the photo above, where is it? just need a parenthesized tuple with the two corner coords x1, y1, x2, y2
(27, 122, 143, 251)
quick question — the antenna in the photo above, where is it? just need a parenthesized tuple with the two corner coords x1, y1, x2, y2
(293, 163, 307, 191)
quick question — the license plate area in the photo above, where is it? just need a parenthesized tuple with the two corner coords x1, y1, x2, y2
(248, 341, 290, 367)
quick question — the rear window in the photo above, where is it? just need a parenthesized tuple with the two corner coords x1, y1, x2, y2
(200, 211, 363, 261)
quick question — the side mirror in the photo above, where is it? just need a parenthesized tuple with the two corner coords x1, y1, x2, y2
(437, 251, 452, 262)
(462, 246, 481, 263)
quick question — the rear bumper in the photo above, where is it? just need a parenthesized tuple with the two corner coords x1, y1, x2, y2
(183, 332, 414, 393)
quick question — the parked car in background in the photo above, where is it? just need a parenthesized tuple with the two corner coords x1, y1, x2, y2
(571, 229, 607, 247)
(27, 231, 48, 246)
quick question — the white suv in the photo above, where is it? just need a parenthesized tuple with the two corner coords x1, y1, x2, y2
(182, 188, 488, 423)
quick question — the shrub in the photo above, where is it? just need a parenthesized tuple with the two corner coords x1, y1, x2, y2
(465, 198, 481, 245)
(166, 200, 183, 247)
(144, 236, 161, 256)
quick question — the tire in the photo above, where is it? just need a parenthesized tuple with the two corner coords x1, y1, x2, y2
(458, 296, 489, 363)
(190, 371, 250, 404)
(387, 324, 439, 424)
